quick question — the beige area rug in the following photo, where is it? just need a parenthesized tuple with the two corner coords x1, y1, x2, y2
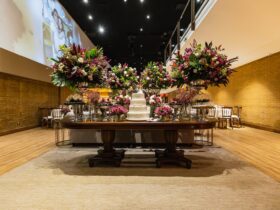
(0, 147, 280, 210)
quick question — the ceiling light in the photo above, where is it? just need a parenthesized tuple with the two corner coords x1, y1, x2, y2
(98, 25, 105, 34)
(124, 0, 127, 2)
(180, 28, 184, 32)
(83, 0, 89, 4)
(140, 0, 144, 3)
(196, 0, 201, 2)
(140, 28, 143, 32)
(146, 14, 150, 20)
(88, 14, 93, 20)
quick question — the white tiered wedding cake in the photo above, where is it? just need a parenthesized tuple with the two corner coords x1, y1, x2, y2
(127, 90, 150, 121)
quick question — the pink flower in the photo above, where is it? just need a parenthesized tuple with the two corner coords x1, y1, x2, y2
(109, 105, 128, 115)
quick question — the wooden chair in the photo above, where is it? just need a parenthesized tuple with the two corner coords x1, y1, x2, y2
(193, 106, 216, 146)
(218, 107, 233, 129)
(231, 106, 242, 128)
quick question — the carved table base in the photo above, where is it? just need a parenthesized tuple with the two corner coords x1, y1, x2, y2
(155, 130, 192, 169)
(88, 130, 125, 167)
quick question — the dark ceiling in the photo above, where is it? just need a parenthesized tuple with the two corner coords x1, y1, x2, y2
(59, 0, 189, 71)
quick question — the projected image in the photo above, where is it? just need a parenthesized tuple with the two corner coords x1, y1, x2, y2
(0, 0, 92, 66)
(42, 0, 82, 64)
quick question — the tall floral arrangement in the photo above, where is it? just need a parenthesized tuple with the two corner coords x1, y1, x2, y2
(175, 88, 197, 105)
(114, 95, 131, 106)
(107, 64, 138, 90)
(140, 62, 172, 90)
(50, 44, 108, 90)
(171, 40, 238, 88)
(148, 95, 162, 106)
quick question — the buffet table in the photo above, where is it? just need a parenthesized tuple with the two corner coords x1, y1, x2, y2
(62, 119, 216, 168)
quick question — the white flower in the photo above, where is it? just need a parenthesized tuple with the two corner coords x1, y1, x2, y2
(81, 69, 87, 76)
(58, 63, 64, 71)
(193, 69, 198, 73)
(147, 77, 150, 80)
(124, 71, 127, 75)
(78, 57, 84, 63)
(164, 78, 167, 81)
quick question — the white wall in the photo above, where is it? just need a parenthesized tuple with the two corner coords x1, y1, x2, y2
(174, 0, 280, 69)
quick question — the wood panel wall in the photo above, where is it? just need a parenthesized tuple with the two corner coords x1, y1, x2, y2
(205, 51, 280, 132)
(0, 73, 60, 135)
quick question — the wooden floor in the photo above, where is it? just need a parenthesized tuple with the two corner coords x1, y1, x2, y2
(214, 127, 280, 182)
(0, 128, 55, 175)
(0, 127, 279, 182)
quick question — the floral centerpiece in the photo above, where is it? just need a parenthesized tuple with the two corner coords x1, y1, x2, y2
(98, 98, 113, 120)
(175, 88, 197, 105)
(65, 93, 84, 104)
(84, 90, 101, 120)
(61, 106, 71, 116)
(174, 88, 198, 119)
(50, 44, 108, 91)
(107, 64, 139, 93)
(154, 105, 173, 121)
(148, 95, 162, 106)
(171, 40, 238, 89)
(141, 62, 173, 94)
(85, 91, 100, 105)
(114, 95, 131, 108)
(98, 98, 113, 106)
(148, 95, 162, 118)
(109, 105, 128, 121)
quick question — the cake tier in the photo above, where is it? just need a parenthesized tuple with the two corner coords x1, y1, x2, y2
(127, 112, 149, 121)
(132, 92, 145, 99)
(129, 105, 148, 112)
(130, 99, 146, 106)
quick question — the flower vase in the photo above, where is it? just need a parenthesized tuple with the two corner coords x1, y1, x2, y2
(190, 80, 207, 93)
(160, 115, 171, 122)
(181, 104, 192, 120)
(111, 115, 122, 122)
(100, 105, 109, 121)
(91, 104, 99, 121)
(150, 105, 156, 118)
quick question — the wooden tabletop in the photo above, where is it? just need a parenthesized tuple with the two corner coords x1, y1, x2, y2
(62, 119, 217, 130)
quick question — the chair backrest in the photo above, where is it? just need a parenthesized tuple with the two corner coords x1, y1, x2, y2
(233, 106, 242, 117)
(51, 109, 63, 120)
(207, 107, 216, 118)
(222, 107, 232, 117)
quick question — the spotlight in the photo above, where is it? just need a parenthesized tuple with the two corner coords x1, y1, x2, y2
(98, 25, 105, 34)
(140, 0, 144, 3)
(146, 14, 150, 20)
(140, 28, 143, 32)
(83, 0, 89, 4)
(88, 14, 93, 20)
(124, 0, 127, 2)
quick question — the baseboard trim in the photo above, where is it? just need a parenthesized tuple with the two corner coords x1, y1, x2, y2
(243, 122, 280, 134)
(0, 126, 39, 136)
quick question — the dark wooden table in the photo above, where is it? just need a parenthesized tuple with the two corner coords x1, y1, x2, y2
(62, 119, 217, 168)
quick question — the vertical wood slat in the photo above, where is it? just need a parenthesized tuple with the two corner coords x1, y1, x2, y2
(0, 72, 59, 134)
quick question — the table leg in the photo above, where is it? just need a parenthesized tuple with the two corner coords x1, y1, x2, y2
(155, 130, 192, 169)
(88, 130, 125, 167)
